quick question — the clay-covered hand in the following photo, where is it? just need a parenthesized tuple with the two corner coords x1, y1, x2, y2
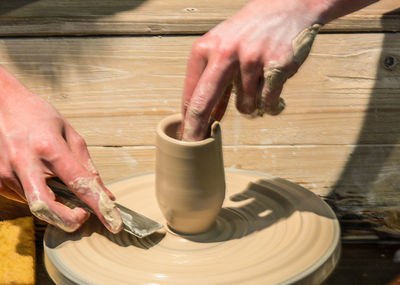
(0, 67, 123, 233)
(181, 0, 377, 141)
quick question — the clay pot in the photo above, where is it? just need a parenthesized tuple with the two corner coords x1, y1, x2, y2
(155, 114, 225, 234)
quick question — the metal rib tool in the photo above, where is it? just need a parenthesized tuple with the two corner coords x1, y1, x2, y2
(47, 178, 163, 238)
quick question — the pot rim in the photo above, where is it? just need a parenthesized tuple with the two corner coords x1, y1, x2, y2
(156, 114, 216, 147)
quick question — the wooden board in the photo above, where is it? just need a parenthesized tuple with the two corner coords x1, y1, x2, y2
(0, 0, 398, 280)
(0, 33, 399, 146)
(2, 144, 399, 237)
(0, 32, 399, 237)
(0, 0, 398, 36)
(87, 144, 400, 237)
(86, 145, 395, 194)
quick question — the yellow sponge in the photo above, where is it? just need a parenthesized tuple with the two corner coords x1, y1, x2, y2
(0, 216, 35, 285)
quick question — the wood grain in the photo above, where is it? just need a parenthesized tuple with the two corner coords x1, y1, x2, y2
(86, 145, 397, 194)
(0, 33, 398, 146)
(0, 0, 398, 279)
(0, 0, 398, 36)
(86, 144, 400, 237)
(1, 143, 400, 236)
(0, 2, 399, 242)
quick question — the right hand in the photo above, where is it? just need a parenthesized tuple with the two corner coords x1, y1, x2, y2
(181, 0, 323, 141)
(181, 0, 378, 141)
(0, 66, 123, 233)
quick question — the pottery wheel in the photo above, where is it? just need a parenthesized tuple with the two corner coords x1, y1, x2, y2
(44, 169, 340, 285)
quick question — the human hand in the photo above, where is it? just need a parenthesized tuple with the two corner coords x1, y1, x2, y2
(181, 0, 326, 141)
(0, 67, 123, 233)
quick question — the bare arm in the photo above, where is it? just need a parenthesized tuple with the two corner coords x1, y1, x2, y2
(181, 0, 379, 141)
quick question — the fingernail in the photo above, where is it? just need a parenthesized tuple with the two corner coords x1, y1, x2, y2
(105, 207, 123, 233)
(98, 193, 123, 233)
(265, 98, 286, 116)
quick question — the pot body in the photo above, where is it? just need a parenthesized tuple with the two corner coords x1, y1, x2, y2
(156, 114, 225, 234)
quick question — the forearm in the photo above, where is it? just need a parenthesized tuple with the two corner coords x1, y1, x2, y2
(305, 0, 380, 24)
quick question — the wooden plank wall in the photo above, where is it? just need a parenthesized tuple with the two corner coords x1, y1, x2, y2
(0, 0, 399, 35)
(0, 0, 399, 239)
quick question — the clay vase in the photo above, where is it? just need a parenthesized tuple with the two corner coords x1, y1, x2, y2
(155, 114, 225, 234)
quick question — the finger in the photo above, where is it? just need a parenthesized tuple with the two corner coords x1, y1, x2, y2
(257, 68, 287, 116)
(64, 124, 115, 200)
(182, 42, 208, 117)
(17, 167, 90, 232)
(182, 58, 235, 141)
(211, 83, 233, 122)
(64, 124, 92, 171)
(235, 62, 263, 115)
(47, 142, 123, 233)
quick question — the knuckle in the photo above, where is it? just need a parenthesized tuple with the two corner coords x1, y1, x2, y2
(188, 104, 208, 121)
(32, 138, 55, 156)
(192, 33, 223, 56)
(191, 38, 210, 56)
(264, 69, 287, 91)
(71, 134, 87, 150)
(75, 185, 92, 197)
(217, 45, 236, 60)
(242, 54, 260, 70)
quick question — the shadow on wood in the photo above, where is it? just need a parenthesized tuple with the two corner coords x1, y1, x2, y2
(0, 0, 148, 18)
(327, 8, 400, 238)
(0, 0, 40, 15)
(0, 0, 149, 98)
(323, 243, 400, 285)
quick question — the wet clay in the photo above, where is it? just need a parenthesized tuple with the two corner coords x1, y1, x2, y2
(44, 170, 341, 285)
(69, 177, 122, 233)
(156, 114, 225, 234)
(292, 24, 322, 66)
(258, 24, 321, 117)
(30, 200, 76, 232)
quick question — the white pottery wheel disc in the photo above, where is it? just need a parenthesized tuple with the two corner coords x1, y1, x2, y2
(44, 169, 341, 285)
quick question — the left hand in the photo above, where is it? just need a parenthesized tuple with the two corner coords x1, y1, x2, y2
(0, 66, 123, 233)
